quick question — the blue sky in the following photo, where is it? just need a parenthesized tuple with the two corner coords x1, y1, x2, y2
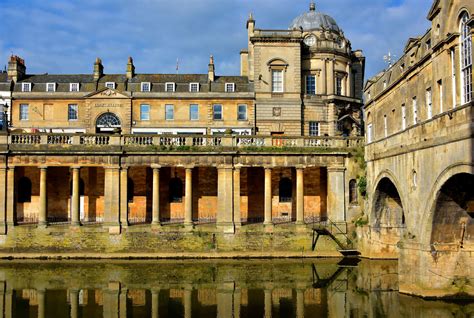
(0, 0, 433, 80)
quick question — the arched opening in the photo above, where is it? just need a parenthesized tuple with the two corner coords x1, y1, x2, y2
(349, 179, 358, 204)
(430, 173, 474, 246)
(96, 112, 121, 133)
(373, 177, 405, 229)
(279, 177, 292, 202)
(18, 177, 32, 203)
(169, 178, 183, 203)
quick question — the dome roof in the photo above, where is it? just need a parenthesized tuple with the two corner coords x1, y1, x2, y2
(289, 2, 341, 32)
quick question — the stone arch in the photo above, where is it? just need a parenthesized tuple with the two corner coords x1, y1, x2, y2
(95, 112, 122, 133)
(420, 163, 474, 246)
(371, 171, 406, 229)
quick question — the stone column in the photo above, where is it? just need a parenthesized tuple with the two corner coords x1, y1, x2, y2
(296, 289, 305, 318)
(71, 167, 81, 226)
(327, 58, 335, 95)
(184, 167, 193, 228)
(69, 289, 79, 318)
(152, 166, 161, 226)
(321, 59, 327, 95)
(184, 287, 192, 318)
(104, 167, 121, 234)
(327, 167, 346, 223)
(217, 283, 234, 318)
(151, 289, 160, 318)
(217, 166, 234, 233)
(296, 167, 304, 225)
(6, 167, 15, 228)
(233, 167, 241, 228)
(264, 168, 272, 226)
(0, 167, 7, 234)
(37, 288, 46, 318)
(38, 167, 48, 227)
(119, 167, 128, 228)
(264, 288, 272, 318)
(346, 63, 352, 97)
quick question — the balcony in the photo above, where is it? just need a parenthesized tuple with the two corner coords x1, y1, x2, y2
(3, 133, 364, 154)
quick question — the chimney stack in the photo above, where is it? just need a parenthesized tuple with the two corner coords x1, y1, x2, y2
(208, 55, 215, 82)
(126, 56, 135, 79)
(93, 57, 104, 80)
(7, 55, 26, 83)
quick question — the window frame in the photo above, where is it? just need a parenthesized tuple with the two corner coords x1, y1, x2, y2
(69, 83, 79, 92)
(189, 83, 200, 93)
(367, 123, 373, 143)
(401, 104, 406, 130)
(19, 104, 29, 121)
(189, 104, 199, 121)
(309, 121, 320, 136)
(140, 104, 150, 121)
(336, 77, 343, 95)
(225, 83, 235, 93)
(213, 104, 223, 120)
(426, 87, 432, 119)
(165, 104, 174, 120)
(306, 75, 317, 95)
(165, 82, 176, 92)
(46, 82, 56, 92)
(105, 82, 115, 89)
(460, 12, 472, 105)
(68, 104, 79, 121)
(141, 82, 151, 92)
(22, 83, 31, 92)
(237, 104, 247, 121)
(271, 70, 284, 93)
(412, 97, 418, 125)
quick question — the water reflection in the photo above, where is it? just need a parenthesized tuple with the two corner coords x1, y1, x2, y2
(0, 259, 472, 317)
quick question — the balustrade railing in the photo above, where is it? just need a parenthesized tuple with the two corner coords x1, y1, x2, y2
(6, 133, 364, 151)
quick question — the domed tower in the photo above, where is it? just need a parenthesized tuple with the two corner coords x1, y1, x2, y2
(242, 2, 365, 136)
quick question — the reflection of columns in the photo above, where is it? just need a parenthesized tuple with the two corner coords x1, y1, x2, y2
(296, 167, 304, 225)
(6, 167, 15, 228)
(71, 167, 81, 226)
(0, 282, 5, 318)
(119, 167, 129, 228)
(104, 167, 121, 234)
(217, 166, 234, 233)
(264, 168, 272, 225)
(217, 283, 235, 318)
(327, 58, 335, 95)
(119, 288, 128, 318)
(151, 289, 160, 318)
(69, 289, 79, 318)
(184, 167, 193, 227)
(152, 166, 161, 226)
(37, 288, 46, 318)
(184, 287, 192, 318)
(264, 288, 272, 318)
(327, 167, 346, 222)
(296, 289, 305, 318)
(39, 167, 48, 226)
(233, 167, 242, 228)
(234, 287, 241, 318)
(103, 282, 120, 318)
(0, 168, 7, 234)
(5, 286, 12, 318)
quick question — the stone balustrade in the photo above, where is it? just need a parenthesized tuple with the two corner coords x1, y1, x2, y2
(5, 133, 364, 151)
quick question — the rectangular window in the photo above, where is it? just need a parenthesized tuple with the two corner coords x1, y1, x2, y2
(272, 70, 283, 93)
(461, 15, 472, 104)
(105, 82, 115, 89)
(306, 75, 316, 95)
(309, 121, 320, 136)
(367, 123, 373, 143)
(46, 83, 56, 92)
(225, 83, 235, 93)
(141, 82, 151, 92)
(438, 80, 443, 113)
(68, 104, 78, 121)
(189, 83, 199, 92)
(213, 104, 223, 120)
(189, 104, 199, 120)
(22, 83, 31, 92)
(383, 115, 388, 137)
(412, 97, 418, 125)
(140, 104, 150, 121)
(451, 49, 457, 108)
(20, 104, 29, 120)
(401, 104, 406, 130)
(70, 83, 79, 92)
(426, 88, 432, 119)
(165, 104, 174, 120)
(237, 104, 247, 120)
(165, 82, 175, 92)
(336, 77, 343, 95)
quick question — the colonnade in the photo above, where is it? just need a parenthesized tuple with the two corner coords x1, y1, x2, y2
(0, 164, 347, 233)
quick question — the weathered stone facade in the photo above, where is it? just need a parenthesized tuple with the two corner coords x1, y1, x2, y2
(363, 0, 474, 298)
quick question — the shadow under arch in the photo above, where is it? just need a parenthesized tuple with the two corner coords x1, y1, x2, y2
(371, 177, 406, 231)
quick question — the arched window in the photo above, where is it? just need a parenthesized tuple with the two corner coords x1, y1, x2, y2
(18, 177, 32, 203)
(169, 178, 183, 203)
(279, 177, 292, 202)
(349, 179, 358, 204)
(460, 11, 472, 104)
(127, 178, 134, 203)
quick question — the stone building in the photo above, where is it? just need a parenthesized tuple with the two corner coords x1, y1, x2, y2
(0, 3, 364, 253)
(0, 70, 11, 130)
(363, 0, 473, 297)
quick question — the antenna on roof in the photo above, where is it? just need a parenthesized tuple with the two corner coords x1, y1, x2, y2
(176, 58, 179, 74)
(383, 51, 396, 68)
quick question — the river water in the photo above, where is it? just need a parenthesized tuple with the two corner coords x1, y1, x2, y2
(1, 259, 472, 317)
